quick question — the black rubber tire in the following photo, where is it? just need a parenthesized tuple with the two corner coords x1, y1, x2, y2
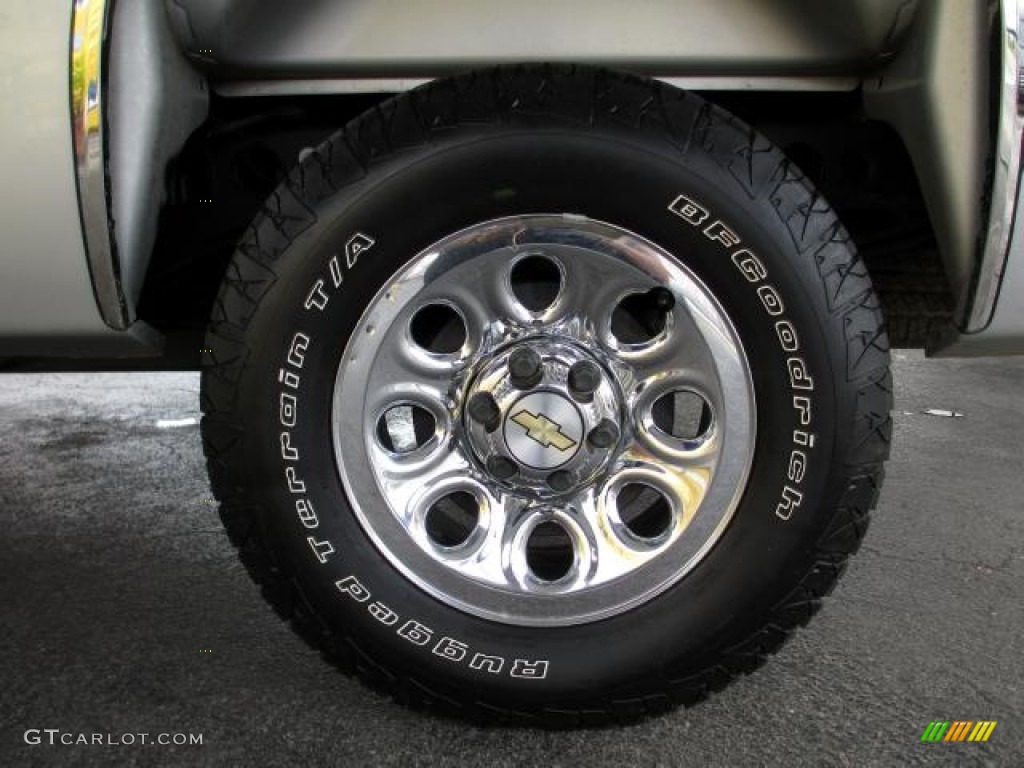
(201, 65, 892, 725)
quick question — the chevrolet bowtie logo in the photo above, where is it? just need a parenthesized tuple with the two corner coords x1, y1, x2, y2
(509, 409, 577, 451)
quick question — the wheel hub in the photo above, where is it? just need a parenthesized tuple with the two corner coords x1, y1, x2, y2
(464, 339, 622, 494)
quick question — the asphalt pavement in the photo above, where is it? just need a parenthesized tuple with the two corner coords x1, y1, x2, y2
(0, 351, 1021, 767)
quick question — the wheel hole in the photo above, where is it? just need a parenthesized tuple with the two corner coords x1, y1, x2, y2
(510, 255, 562, 312)
(376, 404, 437, 454)
(611, 292, 668, 344)
(525, 520, 575, 582)
(617, 483, 673, 540)
(651, 390, 713, 441)
(425, 491, 479, 548)
(410, 303, 466, 354)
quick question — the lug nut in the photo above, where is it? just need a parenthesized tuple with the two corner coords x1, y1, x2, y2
(648, 286, 676, 312)
(568, 361, 601, 402)
(486, 456, 518, 480)
(467, 392, 501, 432)
(588, 419, 620, 449)
(547, 470, 573, 493)
(508, 348, 543, 389)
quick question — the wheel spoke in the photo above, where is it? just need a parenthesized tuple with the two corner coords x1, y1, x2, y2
(627, 374, 721, 466)
(570, 486, 656, 583)
(402, 247, 530, 346)
(363, 331, 456, 418)
(468, 493, 527, 585)
(384, 449, 477, 532)
(432, 265, 520, 344)
(555, 247, 652, 329)
(606, 452, 707, 525)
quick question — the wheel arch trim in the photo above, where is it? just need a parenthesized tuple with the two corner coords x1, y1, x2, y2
(71, 0, 129, 330)
(964, 0, 1024, 333)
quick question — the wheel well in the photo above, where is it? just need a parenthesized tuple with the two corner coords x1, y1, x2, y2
(136, 88, 952, 362)
(716, 91, 954, 350)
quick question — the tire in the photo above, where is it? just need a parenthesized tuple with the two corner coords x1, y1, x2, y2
(201, 64, 892, 725)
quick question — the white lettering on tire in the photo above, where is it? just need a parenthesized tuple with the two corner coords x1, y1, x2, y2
(279, 236, 552, 681)
(334, 573, 548, 680)
(668, 194, 817, 522)
(307, 536, 335, 563)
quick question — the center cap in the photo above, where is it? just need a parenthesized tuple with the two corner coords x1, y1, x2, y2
(463, 337, 623, 493)
(503, 391, 583, 469)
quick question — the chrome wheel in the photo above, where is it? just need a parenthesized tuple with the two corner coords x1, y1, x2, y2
(332, 215, 755, 625)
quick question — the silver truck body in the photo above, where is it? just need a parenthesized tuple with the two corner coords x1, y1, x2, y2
(0, 0, 1020, 358)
